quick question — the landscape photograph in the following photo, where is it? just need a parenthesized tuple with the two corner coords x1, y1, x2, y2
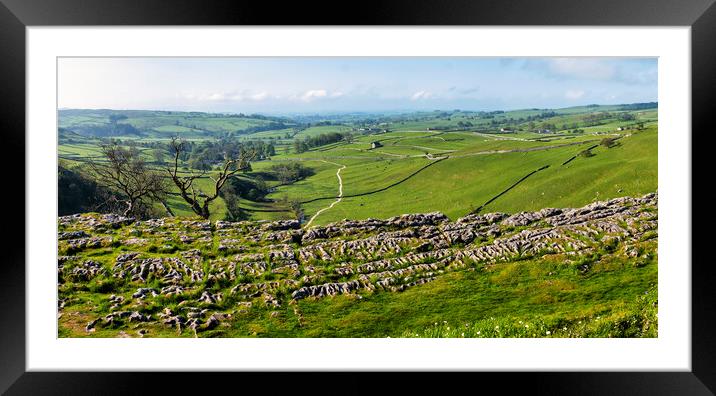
(57, 57, 658, 338)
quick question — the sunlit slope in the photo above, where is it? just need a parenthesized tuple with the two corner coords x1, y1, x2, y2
(485, 128, 657, 213)
(302, 128, 656, 225)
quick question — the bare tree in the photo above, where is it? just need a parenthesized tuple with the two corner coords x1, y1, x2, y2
(166, 137, 256, 219)
(89, 143, 169, 218)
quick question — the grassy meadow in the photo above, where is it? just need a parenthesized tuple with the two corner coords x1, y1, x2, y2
(57, 103, 658, 338)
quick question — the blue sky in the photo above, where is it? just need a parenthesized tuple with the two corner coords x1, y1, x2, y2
(58, 57, 657, 114)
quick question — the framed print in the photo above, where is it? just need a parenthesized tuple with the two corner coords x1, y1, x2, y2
(2, 0, 714, 394)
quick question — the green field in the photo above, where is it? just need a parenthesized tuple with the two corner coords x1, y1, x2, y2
(58, 104, 657, 226)
(57, 103, 659, 339)
(261, 128, 655, 226)
(59, 109, 296, 139)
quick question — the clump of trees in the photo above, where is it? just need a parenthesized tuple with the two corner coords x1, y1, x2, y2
(293, 140, 310, 154)
(152, 149, 166, 165)
(237, 122, 289, 134)
(233, 177, 269, 201)
(178, 139, 276, 171)
(219, 176, 275, 221)
(71, 113, 142, 137)
(579, 148, 595, 158)
(600, 137, 619, 148)
(618, 102, 657, 111)
(278, 195, 304, 221)
(617, 113, 636, 121)
(180, 139, 274, 171)
(166, 137, 256, 219)
(220, 186, 244, 221)
(108, 114, 128, 123)
(73, 123, 141, 137)
(270, 162, 314, 184)
(292, 132, 350, 153)
(288, 200, 304, 221)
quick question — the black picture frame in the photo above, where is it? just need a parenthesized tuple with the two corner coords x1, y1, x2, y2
(1, 0, 713, 394)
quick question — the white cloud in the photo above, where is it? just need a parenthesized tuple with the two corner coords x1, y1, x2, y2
(250, 92, 269, 101)
(181, 91, 235, 102)
(182, 90, 273, 102)
(207, 93, 227, 101)
(410, 91, 433, 101)
(59, 57, 657, 112)
(565, 89, 586, 100)
(300, 89, 328, 101)
(525, 58, 656, 86)
(291, 89, 345, 102)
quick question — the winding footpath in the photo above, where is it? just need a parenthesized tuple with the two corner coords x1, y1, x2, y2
(472, 131, 528, 141)
(303, 160, 346, 228)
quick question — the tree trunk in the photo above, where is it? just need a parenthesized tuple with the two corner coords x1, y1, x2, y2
(200, 202, 211, 219)
(160, 199, 175, 217)
(123, 200, 133, 217)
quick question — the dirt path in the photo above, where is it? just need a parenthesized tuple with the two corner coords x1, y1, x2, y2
(278, 139, 600, 163)
(392, 144, 456, 152)
(449, 139, 600, 158)
(472, 132, 528, 141)
(303, 160, 346, 228)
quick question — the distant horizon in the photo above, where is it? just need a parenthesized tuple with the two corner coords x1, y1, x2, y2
(57, 100, 658, 118)
(58, 57, 657, 114)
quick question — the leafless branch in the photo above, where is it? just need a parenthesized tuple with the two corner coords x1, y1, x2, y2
(165, 137, 256, 219)
(89, 143, 168, 218)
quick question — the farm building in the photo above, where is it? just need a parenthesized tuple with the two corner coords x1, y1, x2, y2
(500, 127, 514, 133)
(370, 141, 383, 149)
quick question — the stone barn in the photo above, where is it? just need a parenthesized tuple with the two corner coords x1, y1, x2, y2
(370, 141, 383, 149)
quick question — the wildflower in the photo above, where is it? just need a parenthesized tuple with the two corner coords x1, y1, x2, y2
(546, 330, 551, 335)
(461, 333, 465, 337)
(443, 321, 448, 324)
(446, 327, 450, 330)
(563, 327, 567, 331)
(477, 331, 481, 335)
(525, 324, 529, 328)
